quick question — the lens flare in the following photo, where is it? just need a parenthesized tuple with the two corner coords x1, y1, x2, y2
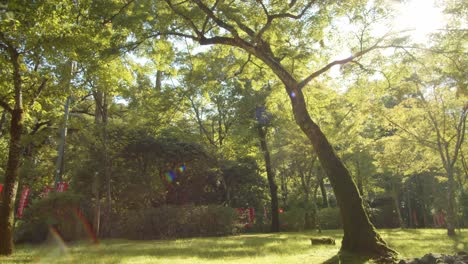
(178, 165, 186, 173)
(73, 208, 99, 244)
(49, 226, 69, 254)
(290, 92, 296, 98)
(165, 170, 176, 182)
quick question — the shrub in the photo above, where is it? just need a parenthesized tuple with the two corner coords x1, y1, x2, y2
(279, 208, 307, 231)
(14, 192, 87, 243)
(114, 204, 237, 239)
(318, 207, 342, 229)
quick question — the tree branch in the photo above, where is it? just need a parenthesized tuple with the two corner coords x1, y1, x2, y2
(201, 0, 221, 34)
(298, 44, 380, 89)
(450, 108, 467, 168)
(192, 0, 240, 39)
(102, 0, 136, 25)
(164, 0, 203, 38)
(256, 1, 315, 43)
(28, 78, 47, 108)
(382, 114, 437, 148)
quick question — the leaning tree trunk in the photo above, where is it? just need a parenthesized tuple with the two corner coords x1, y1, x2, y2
(288, 86, 396, 257)
(0, 109, 24, 255)
(258, 125, 280, 232)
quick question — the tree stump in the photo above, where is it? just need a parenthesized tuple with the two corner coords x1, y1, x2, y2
(310, 237, 335, 245)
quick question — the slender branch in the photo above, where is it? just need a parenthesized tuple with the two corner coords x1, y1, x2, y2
(189, 96, 216, 146)
(415, 85, 450, 169)
(298, 44, 380, 89)
(450, 108, 467, 168)
(164, 0, 203, 38)
(28, 78, 47, 108)
(192, 0, 240, 39)
(233, 54, 251, 77)
(256, 1, 315, 43)
(102, 0, 136, 25)
(201, 0, 221, 34)
(382, 114, 437, 148)
(232, 16, 256, 38)
(29, 120, 52, 135)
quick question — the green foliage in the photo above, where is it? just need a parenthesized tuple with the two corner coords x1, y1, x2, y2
(113, 204, 237, 239)
(221, 157, 268, 208)
(14, 192, 84, 243)
(318, 208, 342, 230)
(279, 207, 307, 232)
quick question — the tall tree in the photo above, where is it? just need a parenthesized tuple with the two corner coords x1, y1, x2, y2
(156, 1, 398, 257)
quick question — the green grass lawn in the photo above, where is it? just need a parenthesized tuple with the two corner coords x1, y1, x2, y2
(1, 229, 466, 264)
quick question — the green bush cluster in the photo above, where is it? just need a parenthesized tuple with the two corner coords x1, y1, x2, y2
(318, 207, 342, 230)
(113, 204, 237, 239)
(15, 192, 86, 243)
(279, 208, 308, 231)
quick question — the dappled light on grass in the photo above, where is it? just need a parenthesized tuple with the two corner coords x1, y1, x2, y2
(1, 229, 466, 263)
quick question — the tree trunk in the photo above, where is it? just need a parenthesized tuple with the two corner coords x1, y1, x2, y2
(318, 176, 328, 208)
(304, 189, 312, 230)
(288, 87, 396, 257)
(0, 110, 6, 137)
(54, 96, 71, 186)
(0, 109, 23, 255)
(92, 173, 101, 237)
(446, 169, 456, 236)
(257, 125, 279, 232)
(406, 186, 413, 228)
(391, 183, 404, 228)
(0, 46, 24, 256)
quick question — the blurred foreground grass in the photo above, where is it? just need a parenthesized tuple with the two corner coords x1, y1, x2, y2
(1, 229, 466, 264)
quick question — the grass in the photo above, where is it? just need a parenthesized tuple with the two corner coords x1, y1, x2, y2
(0, 229, 466, 264)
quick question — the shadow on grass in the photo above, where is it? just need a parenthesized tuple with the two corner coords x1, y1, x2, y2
(74, 235, 313, 260)
(449, 231, 467, 253)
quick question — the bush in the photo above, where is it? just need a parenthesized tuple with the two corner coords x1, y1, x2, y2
(113, 204, 237, 239)
(15, 192, 86, 243)
(318, 207, 342, 229)
(279, 208, 308, 231)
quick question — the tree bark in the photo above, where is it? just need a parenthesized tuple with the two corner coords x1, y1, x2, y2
(391, 183, 404, 228)
(257, 125, 279, 232)
(0, 109, 23, 255)
(0, 45, 24, 256)
(446, 169, 456, 236)
(288, 87, 396, 256)
(54, 96, 71, 185)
